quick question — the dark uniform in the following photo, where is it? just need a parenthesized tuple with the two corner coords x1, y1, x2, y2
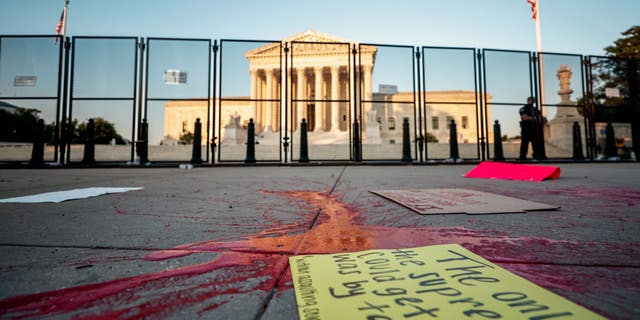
(519, 102, 538, 160)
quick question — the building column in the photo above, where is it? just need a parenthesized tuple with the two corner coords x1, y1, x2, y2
(330, 66, 341, 132)
(265, 68, 273, 132)
(314, 66, 324, 132)
(363, 65, 373, 102)
(250, 69, 257, 121)
(296, 68, 306, 131)
(362, 65, 373, 133)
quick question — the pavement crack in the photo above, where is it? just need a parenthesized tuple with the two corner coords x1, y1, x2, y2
(257, 167, 347, 319)
(328, 165, 347, 195)
(0, 243, 157, 252)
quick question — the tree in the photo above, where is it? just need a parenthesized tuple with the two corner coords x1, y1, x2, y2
(0, 107, 55, 143)
(589, 25, 639, 117)
(605, 26, 640, 60)
(71, 117, 126, 145)
(178, 131, 194, 145)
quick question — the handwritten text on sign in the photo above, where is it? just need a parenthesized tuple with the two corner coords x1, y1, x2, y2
(289, 244, 603, 320)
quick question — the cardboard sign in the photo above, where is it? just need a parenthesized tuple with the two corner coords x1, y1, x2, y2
(290, 244, 604, 320)
(370, 188, 558, 214)
(464, 162, 561, 182)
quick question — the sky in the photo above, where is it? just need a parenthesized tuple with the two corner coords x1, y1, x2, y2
(1, 0, 639, 146)
(1, 0, 638, 55)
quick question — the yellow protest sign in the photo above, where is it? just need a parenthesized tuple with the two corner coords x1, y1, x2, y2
(289, 244, 604, 320)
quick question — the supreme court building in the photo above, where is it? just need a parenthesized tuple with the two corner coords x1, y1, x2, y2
(163, 30, 485, 148)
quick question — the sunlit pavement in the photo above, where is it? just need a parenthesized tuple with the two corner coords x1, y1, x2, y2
(0, 163, 638, 319)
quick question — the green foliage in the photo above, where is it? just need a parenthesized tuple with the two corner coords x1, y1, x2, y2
(426, 132, 438, 143)
(0, 107, 55, 143)
(604, 25, 640, 60)
(178, 131, 194, 145)
(581, 25, 639, 120)
(71, 117, 126, 145)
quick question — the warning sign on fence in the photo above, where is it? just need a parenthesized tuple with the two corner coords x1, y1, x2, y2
(289, 244, 603, 320)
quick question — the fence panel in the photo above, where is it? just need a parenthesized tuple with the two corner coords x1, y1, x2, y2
(537, 53, 587, 159)
(0, 36, 63, 163)
(586, 56, 638, 159)
(218, 39, 282, 162)
(422, 47, 480, 160)
(67, 37, 137, 163)
(145, 38, 211, 162)
(360, 44, 416, 161)
(289, 40, 352, 162)
(482, 49, 536, 160)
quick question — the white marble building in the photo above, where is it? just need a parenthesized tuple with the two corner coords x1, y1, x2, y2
(164, 31, 486, 146)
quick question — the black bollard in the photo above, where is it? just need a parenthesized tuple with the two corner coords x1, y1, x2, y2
(282, 136, 290, 163)
(493, 120, 505, 161)
(449, 119, 460, 161)
(29, 119, 46, 166)
(137, 118, 149, 165)
(353, 119, 362, 162)
(245, 119, 256, 163)
(299, 119, 309, 163)
(210, 137, 217, 164)
(82, 118, 95, 165)
(190, 118, 203, 164)
(572, 122, 585, 160)
(401, 118, 412, 162)
(604, 122, 617, 159)
(534, 120, 547, 160)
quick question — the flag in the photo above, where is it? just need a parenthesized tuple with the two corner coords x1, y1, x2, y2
(54, 7, 66, 44)
(527, 0, 538, 20)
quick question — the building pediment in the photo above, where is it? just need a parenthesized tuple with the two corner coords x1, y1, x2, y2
(246, 30, 354, 59)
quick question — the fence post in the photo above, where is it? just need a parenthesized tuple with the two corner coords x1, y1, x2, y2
(449, 119, 460, 162)
(604, 122, 617, 159)
(353, 119, 361, 162)
(82, 118, 95, 165)
(493, 120, 505, 161)
(299, 119, 309, 163)
(401, 118, 412, 162)
(137, 118, 149, 165)
(29, 119, 46, 166)
(210, 137, 217, 164)
(190, 118, 203, 164)
(572, 122, 585, 160)
(245, 119, 256, 163)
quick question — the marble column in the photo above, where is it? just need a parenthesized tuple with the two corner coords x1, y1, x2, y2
(296, 68, 306, 131)
(363, 65, 373, 102)
(265, 69, 273, 132)
(330, 66, 341, 132)
(250, 69, 257, 121)
(314, 66, 324, 132)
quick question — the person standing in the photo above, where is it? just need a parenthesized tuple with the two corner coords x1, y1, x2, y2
(519, 97, 538, 160)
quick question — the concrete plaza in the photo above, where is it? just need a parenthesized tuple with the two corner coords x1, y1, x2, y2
(0, 163, 638, 319)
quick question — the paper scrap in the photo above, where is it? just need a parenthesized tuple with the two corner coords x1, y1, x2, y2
(290, 244, 604, 320)
(370, 188, 558, 214)
(0, 187, 143, 203)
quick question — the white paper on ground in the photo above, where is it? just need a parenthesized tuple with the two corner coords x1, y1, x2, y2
(0, 187, 143, 203)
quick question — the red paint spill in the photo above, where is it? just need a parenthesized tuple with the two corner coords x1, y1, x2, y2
(1, 190, 637, 319)
(0, 252, 286, 319)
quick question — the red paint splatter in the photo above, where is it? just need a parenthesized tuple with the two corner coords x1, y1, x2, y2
(1, 190, 637, 319)
(1, 252, 286, 319)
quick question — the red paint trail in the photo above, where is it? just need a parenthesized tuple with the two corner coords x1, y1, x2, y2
(1, 190, 637, 319)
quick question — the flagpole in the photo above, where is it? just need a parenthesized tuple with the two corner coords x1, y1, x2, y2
(62, 0, 69, 40)
(535, 0, 546, 113)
